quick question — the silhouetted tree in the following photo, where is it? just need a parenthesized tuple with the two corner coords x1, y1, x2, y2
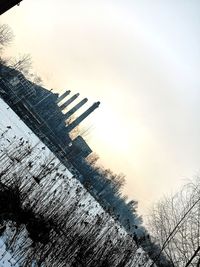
(148, 177, 200, 267)
(0, 24, 13, 48)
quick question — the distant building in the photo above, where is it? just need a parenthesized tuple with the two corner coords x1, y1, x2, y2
(0, 64, 98, 162)
(71, 136, 92, 158)
(0, 0, 22, 15)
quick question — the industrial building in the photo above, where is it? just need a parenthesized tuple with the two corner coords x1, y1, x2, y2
(0, 64, 100, 163)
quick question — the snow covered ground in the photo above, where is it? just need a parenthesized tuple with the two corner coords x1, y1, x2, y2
(0, 98, 156, 266)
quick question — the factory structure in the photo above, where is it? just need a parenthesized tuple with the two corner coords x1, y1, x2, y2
(0, 65, 99, 164)
(0, 0, 100, 177)
(0, 1, 100, 165)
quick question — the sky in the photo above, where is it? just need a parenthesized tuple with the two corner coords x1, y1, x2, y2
(1, 0, 200, 218)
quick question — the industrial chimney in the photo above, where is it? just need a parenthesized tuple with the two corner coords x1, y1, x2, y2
(56, 90, 71, 104)
(59, 93, 80, 111)
(64, 98, 88, 120)
(66, 102, 100, 132)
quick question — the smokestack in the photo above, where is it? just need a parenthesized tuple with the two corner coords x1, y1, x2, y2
(59, 93, 80, 111)
(56, 90, 71, 104)
(64, 98, 88, 120)
(66, 102, 100, 132)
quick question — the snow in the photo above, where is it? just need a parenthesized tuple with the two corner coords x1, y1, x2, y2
(0, 98, 156, 266)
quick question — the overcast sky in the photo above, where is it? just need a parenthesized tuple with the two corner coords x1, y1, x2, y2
(1, 0, 200, 217)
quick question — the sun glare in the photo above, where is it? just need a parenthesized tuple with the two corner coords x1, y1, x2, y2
(92, 108, 131, 154)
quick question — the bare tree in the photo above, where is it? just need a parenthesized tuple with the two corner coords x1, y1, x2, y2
(0, 24, 43, 85)
(0, 24, 13, 47)
(9, 54, 32, 75)
(86, 152, 99, 166)
(148, 177, 200, 267)
(0, 24, 14, 66)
